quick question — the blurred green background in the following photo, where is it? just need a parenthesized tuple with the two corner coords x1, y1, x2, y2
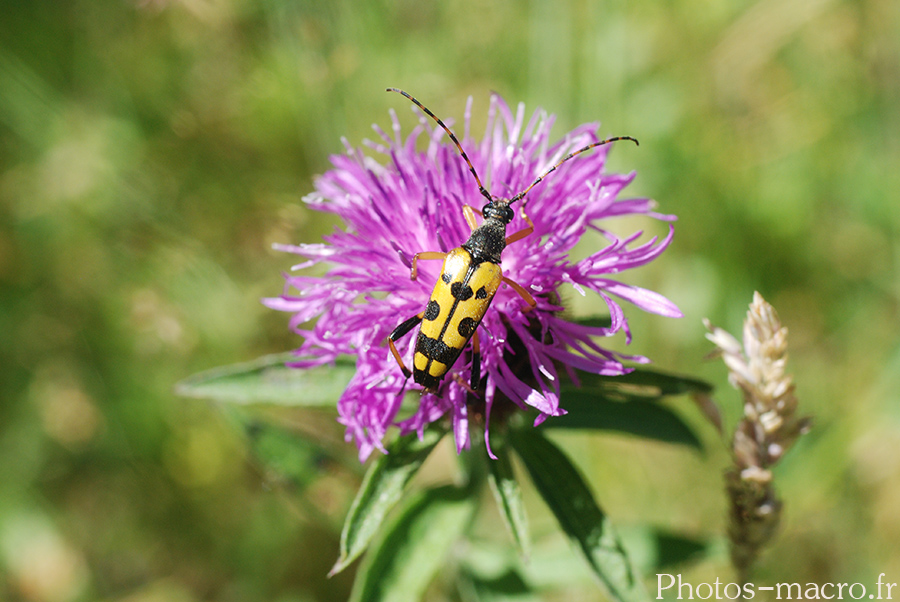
(1, 0, 898, 600)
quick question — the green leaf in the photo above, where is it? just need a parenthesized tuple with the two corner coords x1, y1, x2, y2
(349, 485, 476, 602)
(174, 352, 355, 406)
(461, 569, 542, 602)
(486, 441, 530, 558)
(540, 366, 711, 448)
(218, 405, 330, 489)
(653, 530, 708, 569)
(546, 391, 702, 450)
(331, 428, 446, 575)
(510, 429, 649, 602)
(612, 525, 712, 575)
(574, 367, 713, 399)
(574, 315, 613, 329)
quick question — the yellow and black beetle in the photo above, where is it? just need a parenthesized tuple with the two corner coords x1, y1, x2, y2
(386, 88, 637, 392)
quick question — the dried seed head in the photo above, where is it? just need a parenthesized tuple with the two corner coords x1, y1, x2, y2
(705, 292, 811, 582)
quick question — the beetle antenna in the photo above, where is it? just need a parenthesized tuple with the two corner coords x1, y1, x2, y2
(387, 88, 493, 204)
(510, 135, 639, 205)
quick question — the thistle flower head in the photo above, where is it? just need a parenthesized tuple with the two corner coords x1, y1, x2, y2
(266, 93, 680, 461)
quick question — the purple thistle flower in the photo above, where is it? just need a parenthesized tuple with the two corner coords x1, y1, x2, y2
(265, 93, 681, 461)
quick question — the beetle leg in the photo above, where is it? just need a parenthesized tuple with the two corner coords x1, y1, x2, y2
(462, 205, 480, 231)
(470, 329, 483, 391)
(502, 276, 537, 313)
(505, 204, 535, 245)
(451, 372, 481, 399)
(388, 312, 424, 378)
(410, 251, 446, 280)
(436, 332, 485, 397)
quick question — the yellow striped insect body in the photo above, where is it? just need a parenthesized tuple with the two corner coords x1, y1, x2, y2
(386, 88, 637, 393)
(413, 228, 504, 390)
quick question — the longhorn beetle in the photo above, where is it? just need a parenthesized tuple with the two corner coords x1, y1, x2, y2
(386, 87, 638, 393)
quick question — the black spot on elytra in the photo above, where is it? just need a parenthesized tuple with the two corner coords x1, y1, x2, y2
(416, 333, 456, 364)
(424, 300, 440, 321)
(475, 286, 488, 300)
(441, 272, 452, 284)
(450, 282, 474, 301)
(457, 317, 477, 338)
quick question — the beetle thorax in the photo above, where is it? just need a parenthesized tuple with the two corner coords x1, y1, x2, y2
(461, 199, 514, 264)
